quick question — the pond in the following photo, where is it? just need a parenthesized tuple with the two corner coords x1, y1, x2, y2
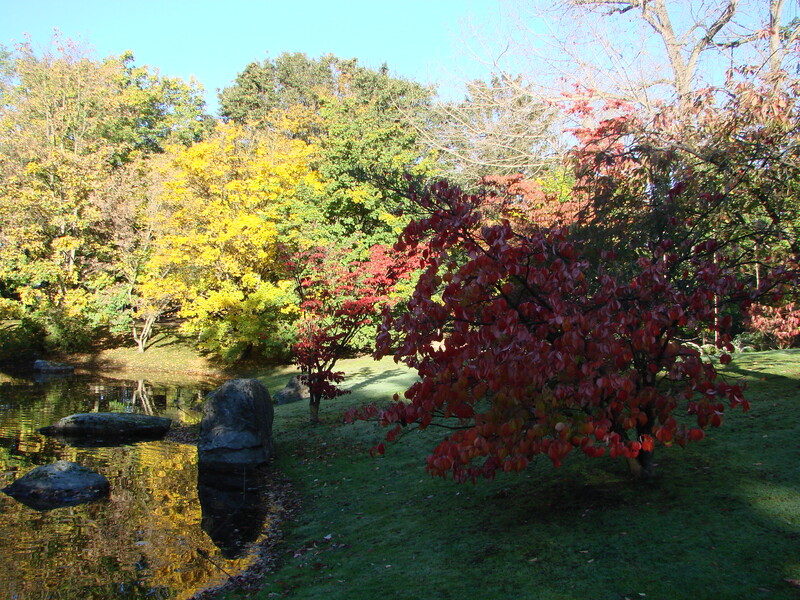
(0, 369, 276, 600)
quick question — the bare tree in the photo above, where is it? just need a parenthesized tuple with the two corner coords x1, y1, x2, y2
(415, 74, 563, 186)
(446, 0, 796, 121)
(421, 0, 799, 191)
(571, 0, 741, 109)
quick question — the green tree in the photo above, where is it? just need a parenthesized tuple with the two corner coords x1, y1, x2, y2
(317, 65, 436, 245)
(219, 52, 347, 129)
(0, 34, 206, 350)
(221, 52, 437, 247)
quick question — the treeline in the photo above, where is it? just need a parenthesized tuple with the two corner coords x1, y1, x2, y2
(1, 6, 799, 365)
(0, 38, 444, 360)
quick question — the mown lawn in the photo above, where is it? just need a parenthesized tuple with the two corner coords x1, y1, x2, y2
(215, 350, 800, 600)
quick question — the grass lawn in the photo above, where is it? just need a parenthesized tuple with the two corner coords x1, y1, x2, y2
(215, 350, 800, 600)
(60, 329, 228, 377)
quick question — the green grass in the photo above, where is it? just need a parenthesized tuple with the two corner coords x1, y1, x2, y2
(213, 351, 800, 600)
(55, 329, 233, 381)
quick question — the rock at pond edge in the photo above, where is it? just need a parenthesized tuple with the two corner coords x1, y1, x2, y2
(198, 378, 274, 469)
(33, 359, 74, 373)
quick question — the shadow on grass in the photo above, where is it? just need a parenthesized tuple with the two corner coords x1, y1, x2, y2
(379, 442, 800, 599)
(347, 368, 412, 392)
(260, 351, 800, 600)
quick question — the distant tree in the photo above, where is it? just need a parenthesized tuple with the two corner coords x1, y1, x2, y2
(219, 52, 349, 130)
(318, 65, 435, 244)
(221, 52, 437, 246)
(478, 172, 581, 229)
(748, 302, 800, 349)
(417, 75, 562, 188)
(0, 35, 205, 349)
(0, 43, 13, 100)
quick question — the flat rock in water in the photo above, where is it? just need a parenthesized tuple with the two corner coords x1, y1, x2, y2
(33, 359, 74, 373)
(38, 412, 171, 443)
(3, 460, 110, 510)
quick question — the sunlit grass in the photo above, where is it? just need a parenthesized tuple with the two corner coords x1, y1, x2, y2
(55, 329, 227, 381)
(216, 350, 800, 600)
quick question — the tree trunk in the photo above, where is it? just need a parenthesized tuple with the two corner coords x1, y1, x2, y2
(132, 314, 157, 352)
(627, 450, 656, 479)
(629, 401, 657, 478)
(309, 397, 321, 424)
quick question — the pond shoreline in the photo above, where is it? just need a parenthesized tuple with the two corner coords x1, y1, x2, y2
(1, 345, 301, 600)
(161, 424, 300, 600)
(165, 406, 301, 600)
(188, 464, 301, 600)
(105, 368, 301, 600)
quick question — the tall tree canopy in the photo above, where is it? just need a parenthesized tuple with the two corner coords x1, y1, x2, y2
(220, 52, 437, 246)
(0, 36, 206, 350)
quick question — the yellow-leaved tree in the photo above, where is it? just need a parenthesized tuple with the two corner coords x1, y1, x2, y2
(0, 34, 206, 352)
(140, 123, 325, 360)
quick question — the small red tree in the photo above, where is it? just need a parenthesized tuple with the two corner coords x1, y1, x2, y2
(350, 181, 786, 480)
(748, 302, 800, 349)
(293, 244, 410, 423)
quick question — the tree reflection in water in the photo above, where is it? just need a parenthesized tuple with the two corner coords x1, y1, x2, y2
(0, 374, 272, 599)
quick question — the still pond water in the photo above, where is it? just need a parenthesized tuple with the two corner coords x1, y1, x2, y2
(0, 370, 274, 600)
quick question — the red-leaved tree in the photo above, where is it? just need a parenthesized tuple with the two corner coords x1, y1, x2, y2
(479, 173, 583, 230)
(748, 302, 800, 349)
(350, 181, 787, 480)
(294, 243, 410, 423)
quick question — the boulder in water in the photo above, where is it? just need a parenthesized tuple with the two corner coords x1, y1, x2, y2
(38, 412, 171, 444)
(33, 360, 73, 373)
(2, 461, 110, 510)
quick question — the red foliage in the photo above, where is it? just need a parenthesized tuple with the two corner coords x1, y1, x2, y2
(749, 302, 800, 349)
(348, 181, 774, 481)
(293, 244, 411, 421)
(479, 173, 584, 229)
(564, 71, 800, 262)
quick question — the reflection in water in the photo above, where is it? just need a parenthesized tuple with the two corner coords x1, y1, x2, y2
(198, 464, 271, 559)
(0, 373, 272, 599)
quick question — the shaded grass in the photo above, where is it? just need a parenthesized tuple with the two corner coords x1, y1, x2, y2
(216, 351, 800, 600)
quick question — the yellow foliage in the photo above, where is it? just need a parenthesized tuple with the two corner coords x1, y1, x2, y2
(140, 123, 321, 355)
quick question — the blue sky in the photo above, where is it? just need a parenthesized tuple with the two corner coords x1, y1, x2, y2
(1, 0, 507, 115)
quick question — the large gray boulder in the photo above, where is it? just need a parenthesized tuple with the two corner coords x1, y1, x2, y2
(272, 375, 310, 405)
(2, 461, 110, 510)
(38, 412, 171, 444)
(198, 379, 274, 469)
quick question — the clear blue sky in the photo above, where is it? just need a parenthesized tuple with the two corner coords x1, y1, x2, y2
(1, 0, 506, 115)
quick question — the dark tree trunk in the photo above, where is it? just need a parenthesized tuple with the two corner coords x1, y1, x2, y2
(309, 397, 321, 424)
(627, 450, 656, 479)
(629, 412, 656, 478)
